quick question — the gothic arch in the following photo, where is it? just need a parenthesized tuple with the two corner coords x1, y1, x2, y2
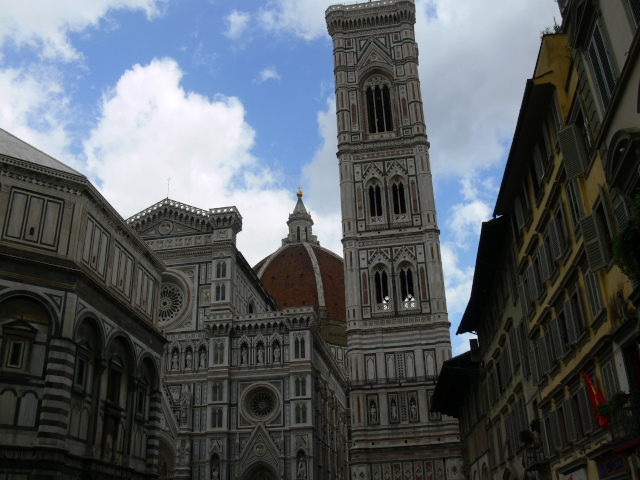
(0, 291, 59, 335)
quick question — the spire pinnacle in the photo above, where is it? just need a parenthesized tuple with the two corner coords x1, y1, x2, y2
(297, 186, 303, 198)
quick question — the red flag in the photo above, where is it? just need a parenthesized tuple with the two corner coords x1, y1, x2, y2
(582, 370, 608, 428)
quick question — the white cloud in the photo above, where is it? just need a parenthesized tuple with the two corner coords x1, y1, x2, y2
(0, 65, 77, 167)
(224, 10, 251, 40)
(447, 199, 492, 250)
(441, 241, 474, 318)
(82, 57, 294, 264)
(258, 0, 330, 41)
(453, 332, 476, 356)
(256, 67, 281, 84)
(0, 0, 165, 61)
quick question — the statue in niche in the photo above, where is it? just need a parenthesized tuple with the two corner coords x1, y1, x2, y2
(273, 344, 281, 363)
(410, 398, 418, 421)
(387, 355, 395, 379)
(369, 401, 377, 423)
(297, 457, 307, 478)
(199, 349, 206, 368)
(211, 465, 219, 480)
(185, 349, 193, 369)
(241, 345, 248, 365)
(367, 358, 376, 381)
(390, 399, 398, 421)
(406, 354, 415, 378)
(171, 351, 179, 370)
(257, 345, 265, 364)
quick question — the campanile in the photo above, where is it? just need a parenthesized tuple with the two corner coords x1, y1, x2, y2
(325, 1, 463, 478)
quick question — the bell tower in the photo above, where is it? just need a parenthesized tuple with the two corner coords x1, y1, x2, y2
(325, 1, 463, 479)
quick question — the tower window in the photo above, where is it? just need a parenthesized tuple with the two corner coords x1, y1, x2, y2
(297, 226, 301, 242)
(374, 271, 390, 309)
(366, 83, 393, 133)
(368, 185, 383, 217)
(392, 183, 407, 215)
(400, 268, 416, 309)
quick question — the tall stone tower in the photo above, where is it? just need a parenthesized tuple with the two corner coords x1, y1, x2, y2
(325, 2, 463, 479)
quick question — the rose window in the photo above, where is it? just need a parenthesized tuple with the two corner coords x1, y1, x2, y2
(249, 390, 276, 418)
(159, 284, 184, 322)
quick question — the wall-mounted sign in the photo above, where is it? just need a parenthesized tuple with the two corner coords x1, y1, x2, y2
(597, 454, 628, 478)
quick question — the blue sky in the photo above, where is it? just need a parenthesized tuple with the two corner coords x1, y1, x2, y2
(0, 0, 560, 354)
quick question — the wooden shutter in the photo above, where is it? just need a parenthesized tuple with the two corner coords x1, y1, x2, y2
(580, 213, 609, 272)
(527, 265, 540, 301)
(584, 272, 603, 319)
(537, 335, 551, 373)
(515, 196, 525, 230)
(520, 323, 530, 378)
(564, 298, 579, 345)
(559, 125, 586, 179)
(563, 399, 578, 443)
(577, 386, 595, 433)
(533, 143, 545, 182)
(599, 185, 616, 239)
(538, 336, 551, 374)
(548, 217, 564, 260)
(538, 243, 551, 282)
(549, 317, 565, 359)
(613, 198, 631, 229)
(529, 350, 540, 385)
(510, 328, 520, 368)
(518, 282, 530, 317)
(549, 410, 564, 450)
(540, 417, 551, 458)
(601, 361, 618, 399)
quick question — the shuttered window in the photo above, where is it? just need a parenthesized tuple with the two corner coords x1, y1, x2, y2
(540, 417, 551, 458)
(527, 264, 541, 301)
(629, 0, 640, 27)
(576, 386, 596, 434)
(601, 361, 618, 399)
(514, 195, 525, 230)
(559, 125, 586, 179)
(588, 18, 617, 108)
(518, 282, 530, 317)
(584, 271, 603, 320)
(565, 179, 583, 230)
(581, 212, 610, 272)
(549, 410, 564, 450)
(548, 217, 565, 261)
(549, 317, 566, 359)
(614, 197, 631, 229)
(529, 349, 540, 385)
(538, 243, 552, 282)
(538, 336, 551, 374)
(510, 328, 520, 369)
(564, 298, 579, 345)
(564, 399, 578, 443)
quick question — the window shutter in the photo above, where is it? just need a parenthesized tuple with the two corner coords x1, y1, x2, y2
(542, 122, 552, 159)
(599, 185, 616, 239)
(549, 317, 565, 359)
(577, 386, 595, 434)
(559, 125, 586, 179)
(514, 196, 525, 230)
(581, 213, 610, 272)
(589, 19, 617, 108)
(564, 299, 579, 345)
(538, 243, 551, 282)
(584, 272, 603, 319)
(613, 198, 631, 229)
(538, 336, 551, 374)
(518, 282, 530, 317)
(540, 417, 551, 458)
(550, 410, 564, 449)
(520, 323, 530, 378)
(533, 143, 545, 182)
(628, 0, 640, 28)
(566, 179, 583, 230)
(505, 414, 513, 455)
(528, 265, 541, 301)
(548, 217, 564, 261)
(601, 361, 617, 399)
(529, 350, 540, 385)
(504, 348, 512, 384)
(563, 399, 578, 443)
(510, 328, 520, 368)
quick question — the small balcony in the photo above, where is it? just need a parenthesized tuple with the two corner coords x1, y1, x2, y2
(610, 394, 640, 453)
(523, 444, 547, 471)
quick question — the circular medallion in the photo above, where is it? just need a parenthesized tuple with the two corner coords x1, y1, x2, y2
(159, 221, 173, 235)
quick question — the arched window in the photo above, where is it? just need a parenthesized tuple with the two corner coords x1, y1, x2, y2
(295, 405, 301, 423)
(295, 378, 301, 396)
(301, 404, 307, 423)
(374, 270, 390, 308)
(300, 338, 305, 358)
(392, 182, 407, 215)
(368, 185, 383, 217)
(297, 226, 301, 242)
(294, 337, 305, 358)
(215, 285, 226, 301)
(216, 262, 226, 278)
(248, 300, 255, 314)
(400, 268, 416, 309)
(366, 83, 393, 133)
(301, 377, 306, 395)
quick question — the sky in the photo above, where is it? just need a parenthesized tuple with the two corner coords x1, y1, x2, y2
(0, 0, 561, 355)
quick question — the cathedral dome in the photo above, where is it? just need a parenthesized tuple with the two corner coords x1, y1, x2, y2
(254, 190, 346, 346)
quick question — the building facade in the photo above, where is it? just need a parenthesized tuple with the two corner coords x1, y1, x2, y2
(0, 128, 166, 479)
(127, 194, 350, 480)
(325, 1, 463, 479)
(433, 0, 640, 476)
